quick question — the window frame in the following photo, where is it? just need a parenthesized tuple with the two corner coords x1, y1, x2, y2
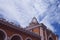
(25, 37, 32, 40)
(10, 34, 23, 40)
(0, 29, 7, 40)
(48, 34, 54, 40)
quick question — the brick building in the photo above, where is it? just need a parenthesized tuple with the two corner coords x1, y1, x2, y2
(0, 17, 58, 40)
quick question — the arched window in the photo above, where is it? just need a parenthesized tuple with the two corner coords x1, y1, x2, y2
(49, 37, 53, 40)
(26, 39, 32, 40)
(25, 37, 32, 40)
(10, 34, 23, 40)
(11, 36, 21, 40)
(0, 29, 7, 40)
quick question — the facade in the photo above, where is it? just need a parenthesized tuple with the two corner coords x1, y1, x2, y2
(0, 17, 58, 40)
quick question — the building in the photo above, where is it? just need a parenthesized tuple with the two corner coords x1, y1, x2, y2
(0, 17, 58, 40)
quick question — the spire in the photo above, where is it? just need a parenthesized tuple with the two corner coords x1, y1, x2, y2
(31, 17, 38, 23)
(29, 17, 39, 26)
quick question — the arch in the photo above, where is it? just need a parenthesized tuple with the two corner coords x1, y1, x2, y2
(0, 29, 7, 40)
(25, 37, 32, 40)
(48, 34, 54, 40)
(10, 34, 23, 40)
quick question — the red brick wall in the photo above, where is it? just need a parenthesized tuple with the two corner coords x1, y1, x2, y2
(30, 26, 58, 40)
(32, 27, 40, 35)
(0, 24, 40, 40)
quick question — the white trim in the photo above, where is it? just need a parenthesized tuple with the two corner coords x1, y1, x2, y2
(0, 29, 7, 40)
(56, 36, 58, 40)
(26, 25, 42, 30)
(40, 27, 44, 40)
(48, 34, 54, 40)
(25, 37, 32, 40)
(45, 29, 47, 40)
(10, 34, 23, 40)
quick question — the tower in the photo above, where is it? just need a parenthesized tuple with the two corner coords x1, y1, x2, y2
(25, 17, 58, 40)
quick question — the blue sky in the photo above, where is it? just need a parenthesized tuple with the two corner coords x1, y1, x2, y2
(0, 0, 60, 40)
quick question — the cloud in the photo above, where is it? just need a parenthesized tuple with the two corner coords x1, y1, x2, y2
(40, 15, 56, 32)
(0, 0, 48, 27)
(38, 0, 60, 32)
(0, 0, 60, 33)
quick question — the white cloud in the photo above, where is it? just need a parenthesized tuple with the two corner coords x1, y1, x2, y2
(0, 0, 48, 27)
(38, 0, 60, 32)
(40, 15, 56, 32)
(0, 0, 59, 32)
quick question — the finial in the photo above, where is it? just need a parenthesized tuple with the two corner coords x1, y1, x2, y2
(29, 17, 39, 27)
(32, 17, 37, 22)
(31, 17, 38, 24)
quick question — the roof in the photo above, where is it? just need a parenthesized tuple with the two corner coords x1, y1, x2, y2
(25, 23, 47, 30)
(0, 18, 41, 39)
(25, 19, 59, 37)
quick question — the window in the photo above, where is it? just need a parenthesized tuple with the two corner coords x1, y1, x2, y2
(25, 37, 32, 40)
(10, 34, 23, 40)
(0, 29, 7, 40)
(26, 39, 31, 40)
(11, 36, 21, 40)
(49, 37, 53, 40)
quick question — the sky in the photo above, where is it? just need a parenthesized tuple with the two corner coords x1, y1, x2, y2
(0, 0, 60, 40)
